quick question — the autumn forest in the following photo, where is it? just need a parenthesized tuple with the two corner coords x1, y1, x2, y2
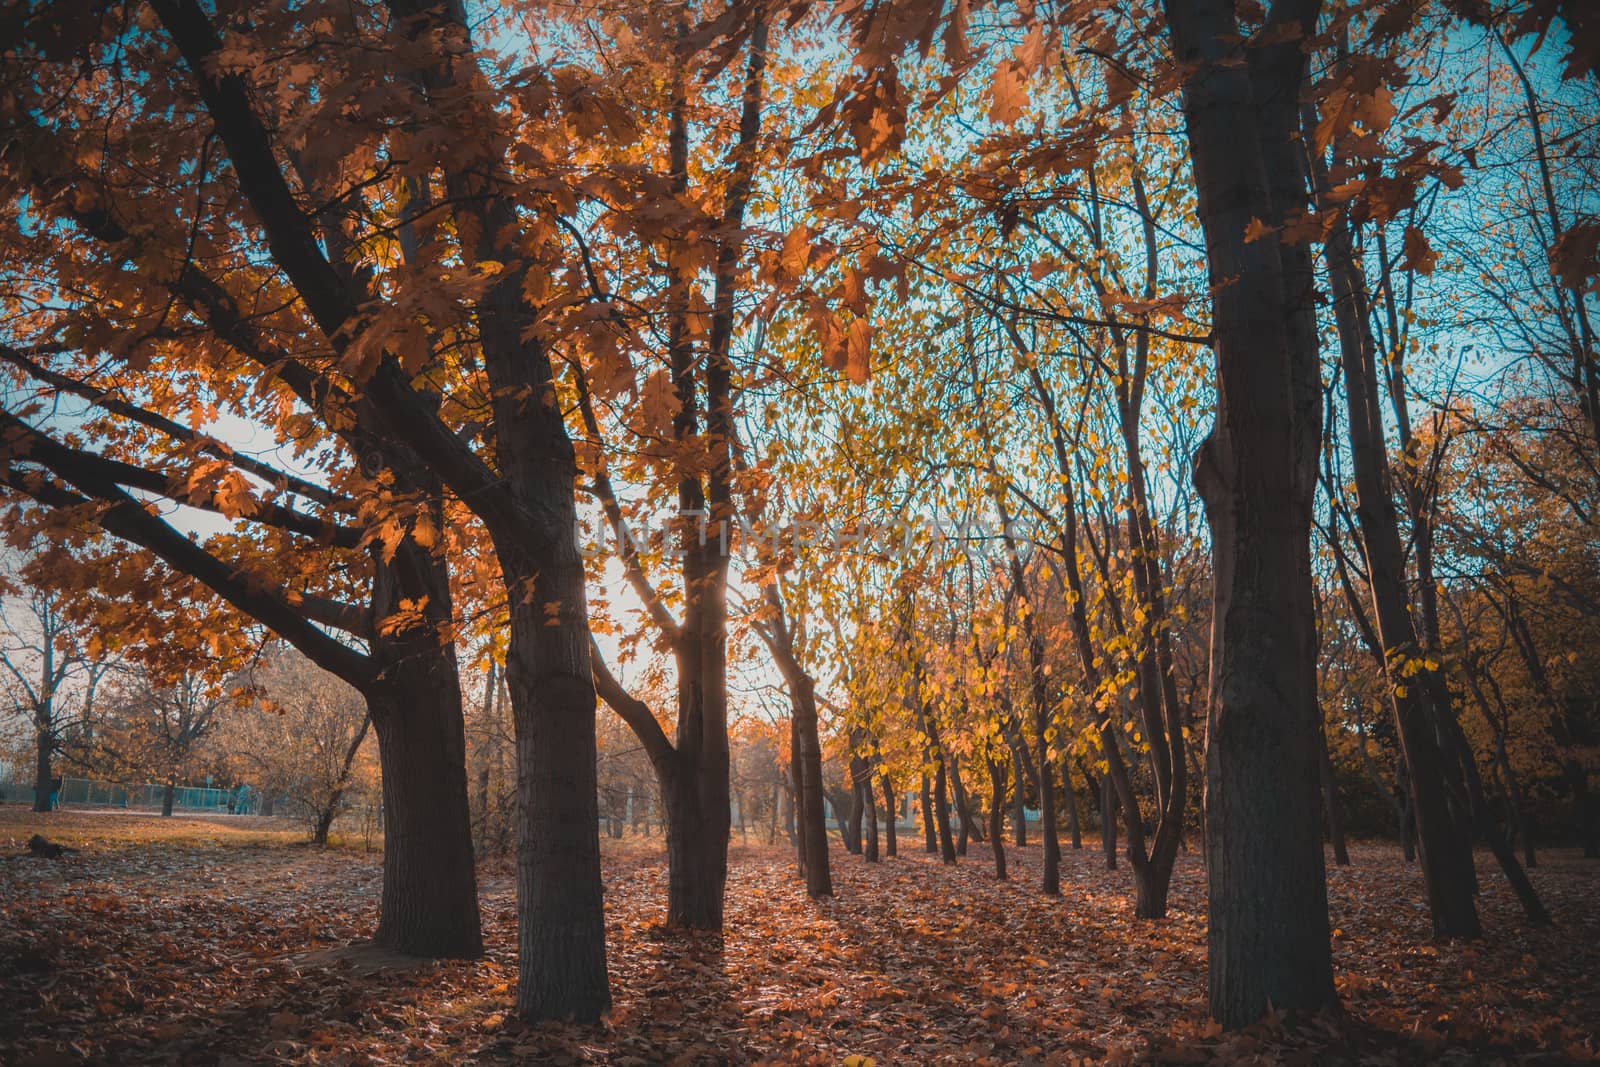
(1, 0, 1597, 1062)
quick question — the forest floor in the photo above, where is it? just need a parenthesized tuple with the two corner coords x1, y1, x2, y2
(1, 807, 1596, 1066)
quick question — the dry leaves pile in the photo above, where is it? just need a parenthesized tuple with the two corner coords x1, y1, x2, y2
(1, 809, 1596, 1065)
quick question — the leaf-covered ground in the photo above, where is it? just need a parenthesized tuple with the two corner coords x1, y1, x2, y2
(2, 808, 1596, 1065)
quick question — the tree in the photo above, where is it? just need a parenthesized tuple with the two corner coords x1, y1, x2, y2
(1159, 0, 1336, 1025)
(231, 645, 376, 844)
(97, 669, 229, 817)
(0, 575, 112, 812)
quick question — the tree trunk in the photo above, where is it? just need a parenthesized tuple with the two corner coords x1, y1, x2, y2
(365, 657, 483, 959)
(1312, 107, 1481, 939)
(988, 759, 1007, 880)
(1035, 726, 1060, 895)
(1162, 0, 1336, 1024)
(881, 774, 898, 858)
(1399, 777, 1417, 862)
(949, 755, 974, 856)
(161, 781, 176, 818)
(794, 714, 832, 892)
(1012, 754, 1029, 846)
(921, 773, 937, 853)
(1317, 719, 1350, 866)
(1102, 773, 1118, 871)
(1574, 764, 1599, 858)
(1064, 771, 1083, 850)
(32, 732, 51, 814)
(501, 571, 608, 1019)
(933, 760, 956, 864)
(846, 762, 866, 854)
(862, 773, 879, 863)
(312, 806, 336, 846)
(664, 773, 728, 928)
(832, 789, 860, 853)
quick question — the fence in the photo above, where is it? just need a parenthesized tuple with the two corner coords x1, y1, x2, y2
(0, 777, 239, 812)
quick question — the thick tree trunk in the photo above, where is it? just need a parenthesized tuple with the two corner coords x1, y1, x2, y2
(792, 686, 833, 895)
(664, 773, 729, 928)
(881, 775, 898, 858)
(161, 781, 175, 818)
(846, 753, 868, 855)
(500, 560, 608, 1020)
(312, 806, 336, 846)
(365, 648, 483, 960)
(1163, 0, 1336, 1025)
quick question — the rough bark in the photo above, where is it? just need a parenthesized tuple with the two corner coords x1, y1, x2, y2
(1162, 0, 1336, 1025)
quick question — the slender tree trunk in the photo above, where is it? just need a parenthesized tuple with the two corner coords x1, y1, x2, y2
(1317, 720, 1350, 866)
(1102, 774, 1118, 871)
(788, 727, 803, 862)
(161, 781, 176, 818)
(1399, 777, 1417, 863)
(1312, 111, 1481, 939)
(845, 750, 869, 857)
(881, 774, 897, 858)
(1035, 721, 1060, 895)
(1574, 764, 1599, 858)
(989, 759, 1008, 880)
(862, 773, 879, 863)
(473, 662, 497, 850)
(1064, 768, 1083, 850)
(933, 760, 956, 864)
(921, 773, 937, 853)
(949, 755, 975, 856)
(1012, 751, 1029, 846)
(32, 731, 51, 814)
